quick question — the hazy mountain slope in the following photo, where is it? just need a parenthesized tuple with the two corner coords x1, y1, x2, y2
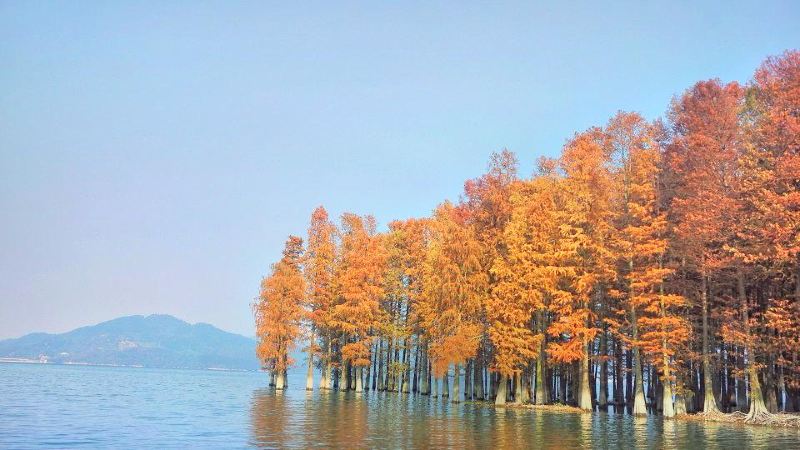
(0, 315, 259, 370)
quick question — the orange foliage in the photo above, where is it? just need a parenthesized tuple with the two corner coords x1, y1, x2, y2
(331, 213, 386, 367)
(422, 202, 486, 377)
(254, 236, 306, 372)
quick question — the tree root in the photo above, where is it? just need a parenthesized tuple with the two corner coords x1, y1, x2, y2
(744, 409, 774, 424)
(687, 410, 800, 427)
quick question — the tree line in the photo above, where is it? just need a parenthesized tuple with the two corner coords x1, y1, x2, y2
(253, 50, 799, 422)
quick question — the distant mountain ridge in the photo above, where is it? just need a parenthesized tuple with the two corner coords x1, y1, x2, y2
(0, 314, 259, 370)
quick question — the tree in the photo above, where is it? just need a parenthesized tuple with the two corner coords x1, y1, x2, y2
(490, 165, 560, 405)
(464, 149, 519, 403)
(549, 130, 616, 411)
(254, 236, 306, 390)
(422, 202, 486, 401)
(605, 112, 689, 417)
(304, 206, 337, 390)
(666, 79, 745, 415)
(330, 213, 386, 392)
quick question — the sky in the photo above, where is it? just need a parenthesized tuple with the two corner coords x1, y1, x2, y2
(1, 1, 798, 339)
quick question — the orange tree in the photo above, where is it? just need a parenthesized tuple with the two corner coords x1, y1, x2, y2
(254, 236, 306, 390)
(330, 213, 386, 392)
(304, 206, 337, 389)
(422, 201, 486, 401)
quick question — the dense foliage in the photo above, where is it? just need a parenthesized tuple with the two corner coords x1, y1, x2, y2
(254, 50, 800, 419)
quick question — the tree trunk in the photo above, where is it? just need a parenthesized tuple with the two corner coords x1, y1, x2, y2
(376, 339, 385, 391)
(338, 363, 347, 391)
(420, 347, 429, 395)
(736, 347, 746, 411)
(306, 356, 314, 391)
(475, 354, 484, 400)
(495, 374, 508, 406)
(599, 328, 608, 409)
(306, 332, 315, 391)
(625, 350, 633, 411)
(535, 349, 547, 404)
(355, 366, 363, 393)
(452, 364, 461, 403)
(364, 347, 372, 392)
(464, 359, 472, 400)
(275, 370, 286, 390)
(514, 372, 524, 404)
(348, 362, 355, 390)
(579, 344, 593, 410)
(739, 268, 769, 421)
(412, 341, 420, 394)
(661, 340, 675, 418)
(402, 340, 411, 393)
(766, 363, 779, 413)
(321, 339, 331, 390)
(442, 368, 450, 398)
(701, 273, 720, 414)
(521, 367, 531, 404)
(630, 303, 648, 415)
(615, 338, 624, 411)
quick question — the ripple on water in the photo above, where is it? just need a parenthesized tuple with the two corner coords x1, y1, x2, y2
(2, 363, 799, 449)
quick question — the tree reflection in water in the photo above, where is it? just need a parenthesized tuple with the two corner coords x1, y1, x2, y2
(249, 387, 799, 449)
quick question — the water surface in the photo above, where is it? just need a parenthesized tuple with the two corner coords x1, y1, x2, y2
(1, 363, 798, 448)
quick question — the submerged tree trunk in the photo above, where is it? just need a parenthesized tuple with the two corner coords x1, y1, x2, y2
(355, 367, 363, 393)
(442, 368, 450, 398)
(521, 368, 532, 404)
(579, 344, 593, 410)
(535, 349, 547, 405)
(306, 332, 315, 391)
(630, 302, 648, 415)
(322, 339, 332, 390)
(615, 339, 624, 411)
(474, 356, 484, 400)
(275, 369, 286, 390)
(403, 341, 412, 394)
(514, 372, 524, 404)
(464, 360, 472, 400)
(420, 347, 429, 395)
(412, 341, 421, 393)
(661, 313, 675, 417)
(338, 363, 347, 391)
(495, 374, 508, 406)
(364, 349, 372, 392)
(452, 364, 461, 403)
(599, 328, 608, 409)
(376, 339, 385, 391)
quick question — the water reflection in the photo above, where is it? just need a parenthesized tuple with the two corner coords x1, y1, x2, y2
(248, 387, 800, 449)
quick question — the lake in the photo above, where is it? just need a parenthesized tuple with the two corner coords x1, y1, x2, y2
(1, 363, 799, 449)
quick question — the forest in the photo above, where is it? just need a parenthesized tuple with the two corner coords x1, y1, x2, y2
(253, 50, 799, 425)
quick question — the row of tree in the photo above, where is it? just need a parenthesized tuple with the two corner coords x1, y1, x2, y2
(254, 50, 800, 421)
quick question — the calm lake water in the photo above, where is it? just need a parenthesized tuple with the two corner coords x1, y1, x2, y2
(2, 363, 799, 449)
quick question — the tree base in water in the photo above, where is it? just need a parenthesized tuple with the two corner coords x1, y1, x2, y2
(683, 410, 800, 428)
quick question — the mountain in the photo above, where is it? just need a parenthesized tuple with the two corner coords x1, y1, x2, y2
(0, 315, 259, 370)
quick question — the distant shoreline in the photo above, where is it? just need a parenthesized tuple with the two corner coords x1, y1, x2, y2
(0, 358, 254, 372)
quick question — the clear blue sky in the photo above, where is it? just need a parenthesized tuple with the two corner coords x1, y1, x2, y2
(1, 1, 798, 339)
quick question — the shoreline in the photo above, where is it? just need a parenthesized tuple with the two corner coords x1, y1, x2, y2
(494, 402, 800, 429)
(0, 358, 253, 372)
